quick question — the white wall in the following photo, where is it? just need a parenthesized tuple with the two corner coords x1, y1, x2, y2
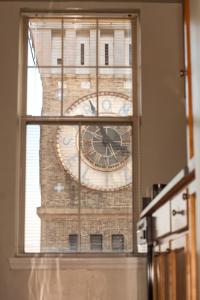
(0, 2, 186, 300)
(190, 0, 200, 298)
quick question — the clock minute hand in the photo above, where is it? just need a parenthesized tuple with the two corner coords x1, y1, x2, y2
(89, 100, 96, 115)
(88, 100, 129, 154)
(109, 140, 130, 154)
(99, 127, 129, 154)
(99, 126, 129, 154)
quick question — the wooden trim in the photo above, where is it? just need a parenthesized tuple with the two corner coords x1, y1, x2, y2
(188, 194, 197, 300)
(141, 170, 195, 217)
(169, 251, 177, 300)
(153, 256, 158, 300)
(24, 116, 135, 125)
(183, 0, 194, 158)
(158, 255, 165, 300)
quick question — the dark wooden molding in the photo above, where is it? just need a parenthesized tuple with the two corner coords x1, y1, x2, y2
(141, 170, 195, 218)
(0, 0, 182, 3)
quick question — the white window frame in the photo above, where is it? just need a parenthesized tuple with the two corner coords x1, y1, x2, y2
(16, 12, 141, 258)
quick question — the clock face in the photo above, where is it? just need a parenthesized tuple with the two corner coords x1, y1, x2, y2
(66, 91, 132, 117)
(81, 125, 131, 172)
(56, 92, 132, 191)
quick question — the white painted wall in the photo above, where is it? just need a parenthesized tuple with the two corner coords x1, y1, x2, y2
(0, 1, 186, 300)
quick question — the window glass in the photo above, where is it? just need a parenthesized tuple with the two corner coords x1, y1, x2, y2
(23, 15, 137, 254)
(112, 234, 124, 251)
(90, 234, 103, 251)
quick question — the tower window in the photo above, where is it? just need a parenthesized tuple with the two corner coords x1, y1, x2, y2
(90, 234, 103, 251)
(69, 234, 78, 251)
(57, 58, 62, 65)
(112, 234, 124, 251)
(81, 43, 85, 65)
(105, 43, 109, 65)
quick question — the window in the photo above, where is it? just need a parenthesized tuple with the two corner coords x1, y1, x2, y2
(80, 43, 85, 65)
(51, 30, 62, 66)
(21, 14, 138, 254)
(69, 234, 78, 251)
(105, 43, 109, 65)
(90, 235, 103, 251)
(112, 234, 124, 251)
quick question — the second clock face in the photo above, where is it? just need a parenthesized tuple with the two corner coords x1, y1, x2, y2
(56, 92, 132, 191)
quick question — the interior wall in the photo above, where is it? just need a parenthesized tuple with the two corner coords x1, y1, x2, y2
(140, 3, 186, 197)
(0, 1, 185, 300)
(190, 0, 200, 298)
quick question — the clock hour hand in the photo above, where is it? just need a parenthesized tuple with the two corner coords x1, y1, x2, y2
(99, 126, 113, 146)
(88, 101, 111, 144)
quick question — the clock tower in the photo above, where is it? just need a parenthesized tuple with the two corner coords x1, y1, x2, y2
(31, 17, 135, 253)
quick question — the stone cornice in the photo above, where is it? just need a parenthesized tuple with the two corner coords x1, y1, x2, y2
(37, 207, 133, 219)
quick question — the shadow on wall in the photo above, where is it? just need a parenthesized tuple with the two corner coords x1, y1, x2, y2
(28, 259, 108, 300)
(27, 258, 146, 300)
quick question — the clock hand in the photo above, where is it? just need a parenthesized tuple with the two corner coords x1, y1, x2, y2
(88, 101, 130, 154)
(109, 140, 130, 155)
(107, 143, 118, 161)
(99, 125, 111, 146)
(99, 127, 130, 154)
(88, 101, 112, 145)
(89, 131, 102, 140)
(89, 100, 96, 115)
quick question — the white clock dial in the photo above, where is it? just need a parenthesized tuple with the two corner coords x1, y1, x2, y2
(66, 91, 132, 117)
(57, 92, 132, 191)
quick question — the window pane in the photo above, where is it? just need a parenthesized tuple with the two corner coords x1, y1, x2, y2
(64, 19, 96, 67)
(90, 234, 103, 251)
(112, 234, 124, 251)
(98, 19, 132, 67)
(25, 123, 133, 253)
(69, 234, 78, 251)
(98, 68, 132, 116)
(25, 125, 41, 252)
(28, 19, 62, 67)
(27, 67, 62, 116)
(63, 68, 96, 116)
(80, 125, 133, 253)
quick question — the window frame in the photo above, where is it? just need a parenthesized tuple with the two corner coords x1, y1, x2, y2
(17, 12, 141, 257)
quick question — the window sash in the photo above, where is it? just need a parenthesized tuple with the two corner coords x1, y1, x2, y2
(18, 13, 140, 255)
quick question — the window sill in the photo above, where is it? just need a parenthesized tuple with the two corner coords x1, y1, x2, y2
(9, 256, 146, 270)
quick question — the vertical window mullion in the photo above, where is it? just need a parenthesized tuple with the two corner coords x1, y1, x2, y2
(61, 19, 64, 117)
(129, 44, 132, 66)
(78, 123, 81, 252)
(131, 17, 139, 252)
(96, 19, 99, 117)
